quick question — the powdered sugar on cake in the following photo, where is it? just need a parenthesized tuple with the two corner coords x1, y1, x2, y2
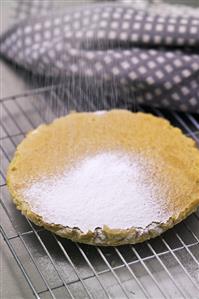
(94, 111, 107, 115)
(22, 152, 172, 231)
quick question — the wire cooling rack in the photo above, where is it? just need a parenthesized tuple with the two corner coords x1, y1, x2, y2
(0, 85, 199, 299)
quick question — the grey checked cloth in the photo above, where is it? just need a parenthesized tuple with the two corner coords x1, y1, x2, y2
(0, 1, 199, 112)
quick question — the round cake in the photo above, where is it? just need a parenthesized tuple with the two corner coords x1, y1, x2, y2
(7, 110, 199, 246)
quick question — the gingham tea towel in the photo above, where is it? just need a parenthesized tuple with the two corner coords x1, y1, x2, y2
(0, 1, 199, 112)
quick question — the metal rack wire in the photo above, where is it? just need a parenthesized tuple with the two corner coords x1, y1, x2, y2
(0, 85, 199, 299)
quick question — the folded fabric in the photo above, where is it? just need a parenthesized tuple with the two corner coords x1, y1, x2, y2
(0, 2, 199, 112)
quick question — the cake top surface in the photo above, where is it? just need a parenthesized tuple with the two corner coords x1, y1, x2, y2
(7, 110, 199, 233)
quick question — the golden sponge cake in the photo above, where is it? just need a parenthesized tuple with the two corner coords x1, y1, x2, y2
(7, 110, 199, 246)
